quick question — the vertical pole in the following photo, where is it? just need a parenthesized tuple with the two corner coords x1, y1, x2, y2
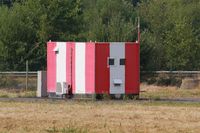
(137, 17, 140, 43)
(26, 60, 28, 91)
(137, 17, 141, 93)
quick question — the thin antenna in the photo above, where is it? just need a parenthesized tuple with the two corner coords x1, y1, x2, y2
(137, 17, 140, 44)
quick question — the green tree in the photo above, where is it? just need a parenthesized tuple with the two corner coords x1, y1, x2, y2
(0, 0, 83, 71)
(139, 0, 200, 70)
(82, 0, 137, 42)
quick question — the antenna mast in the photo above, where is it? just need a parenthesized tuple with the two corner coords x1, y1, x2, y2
(137, 17, 140, 43)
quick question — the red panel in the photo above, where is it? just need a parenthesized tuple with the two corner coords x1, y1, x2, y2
(66, 42, 72, 87)
(47, 42, 56, 93)
(95, 43, 110, 94)
(66, 42, 76, 94)
(71, 43, 76, 94)
(125, 42, 140, 94)
(85, 43, 95, 94)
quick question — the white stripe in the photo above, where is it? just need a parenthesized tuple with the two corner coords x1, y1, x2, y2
(109, 42, 125, 94)
(56, 42, 67, 84)
(75, 43, 86, 94)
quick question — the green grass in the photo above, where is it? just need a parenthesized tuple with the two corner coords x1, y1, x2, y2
(46, 125, 88, 133)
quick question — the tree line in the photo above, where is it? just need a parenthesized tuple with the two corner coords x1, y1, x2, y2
(0, 0, 199, 71)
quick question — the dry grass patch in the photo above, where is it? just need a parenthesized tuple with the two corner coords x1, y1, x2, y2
(0, 89, 36, 98)
(0, 100, 200, 133)
(140, 84, 200, 99)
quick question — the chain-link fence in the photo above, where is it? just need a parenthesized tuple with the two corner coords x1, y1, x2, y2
(0, 72, 37, 97)
(1, 71, 200, 98)
(1, 71, 200, 89)
(0, 72, 37, 90)
(141, 71, 200, 86)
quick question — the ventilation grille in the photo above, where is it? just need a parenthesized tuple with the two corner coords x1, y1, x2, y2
(56, 82, 62, 93)
(56, 82, 67, 95)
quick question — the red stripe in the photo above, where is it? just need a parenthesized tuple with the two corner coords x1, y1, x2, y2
(85, 43, 95, 94)
(125, 42, 140, 94)
(66, 42, 72, 87)
(66, 42, 76, 94)
(71, 43, 76, 94)
(47, 42, 56, 92)
(95, 43, 110, 94)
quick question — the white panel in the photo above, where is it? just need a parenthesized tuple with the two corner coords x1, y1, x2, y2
(56, 42, 67, 84)
(109, 42, 125, 94)
(75, 43, 86, 94)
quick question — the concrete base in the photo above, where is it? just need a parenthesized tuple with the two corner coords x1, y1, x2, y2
(48, 92, 67, 99)
(48, 93, 139, 100)
(72, 94, 96, 100)
(96, 94, 139, 100)
(37, 71, 47, 97)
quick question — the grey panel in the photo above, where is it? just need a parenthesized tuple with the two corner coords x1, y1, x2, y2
(37, 71, 47, 97)
(109, 42, 125, 94)
(56, 82, 67, 95)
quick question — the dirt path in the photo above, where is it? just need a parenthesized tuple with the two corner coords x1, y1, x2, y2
(1, 97, 200, 103)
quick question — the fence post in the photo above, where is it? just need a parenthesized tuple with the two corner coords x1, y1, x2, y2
(26, 60, 28, 91)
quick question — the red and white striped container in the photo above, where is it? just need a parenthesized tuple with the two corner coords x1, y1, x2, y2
(47, 42, 140, 97)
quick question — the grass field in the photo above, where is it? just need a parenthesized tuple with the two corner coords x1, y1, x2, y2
(1, 84, 200, 100)
(140, 84, 200, 100)
(0, 89, 36, 98)
(1, 100, 200, 133)
(1, 84, 200, 132)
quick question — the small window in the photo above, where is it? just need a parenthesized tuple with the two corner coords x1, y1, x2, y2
(109, 58, 115, 65)
(114, 83, 121, 87)
(120, 59, 126, 65)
